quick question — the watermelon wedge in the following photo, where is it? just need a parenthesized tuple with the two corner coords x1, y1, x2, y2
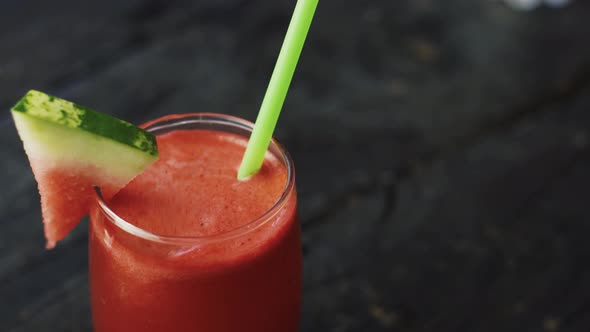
(11, 90, 158, 248)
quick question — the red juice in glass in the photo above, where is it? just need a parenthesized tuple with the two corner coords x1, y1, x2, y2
(89, 113, 301, 332)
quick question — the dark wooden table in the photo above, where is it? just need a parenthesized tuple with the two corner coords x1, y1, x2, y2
(2, 0, 590, 331)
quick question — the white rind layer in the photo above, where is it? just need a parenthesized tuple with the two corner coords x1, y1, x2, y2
(12, 111, 157, 182)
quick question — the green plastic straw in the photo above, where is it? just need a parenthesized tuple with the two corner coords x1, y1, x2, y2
(237, 0, 319, 180)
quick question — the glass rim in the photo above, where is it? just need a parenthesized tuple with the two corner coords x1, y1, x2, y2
(94, 112, 296, 246)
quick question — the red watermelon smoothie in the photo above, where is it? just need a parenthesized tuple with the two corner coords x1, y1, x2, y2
(89, 113, 301, 332)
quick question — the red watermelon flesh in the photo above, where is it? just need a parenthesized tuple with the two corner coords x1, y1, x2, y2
(33, 160, 122, 248)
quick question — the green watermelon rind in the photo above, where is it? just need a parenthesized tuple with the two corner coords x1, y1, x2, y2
(11, 90, 158, 157)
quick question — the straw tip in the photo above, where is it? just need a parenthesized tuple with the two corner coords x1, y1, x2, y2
(237, 168, 254, 181)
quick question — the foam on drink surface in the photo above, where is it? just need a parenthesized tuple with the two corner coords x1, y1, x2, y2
(97, 129, 295, 281)
(111, 130, 287, 236)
